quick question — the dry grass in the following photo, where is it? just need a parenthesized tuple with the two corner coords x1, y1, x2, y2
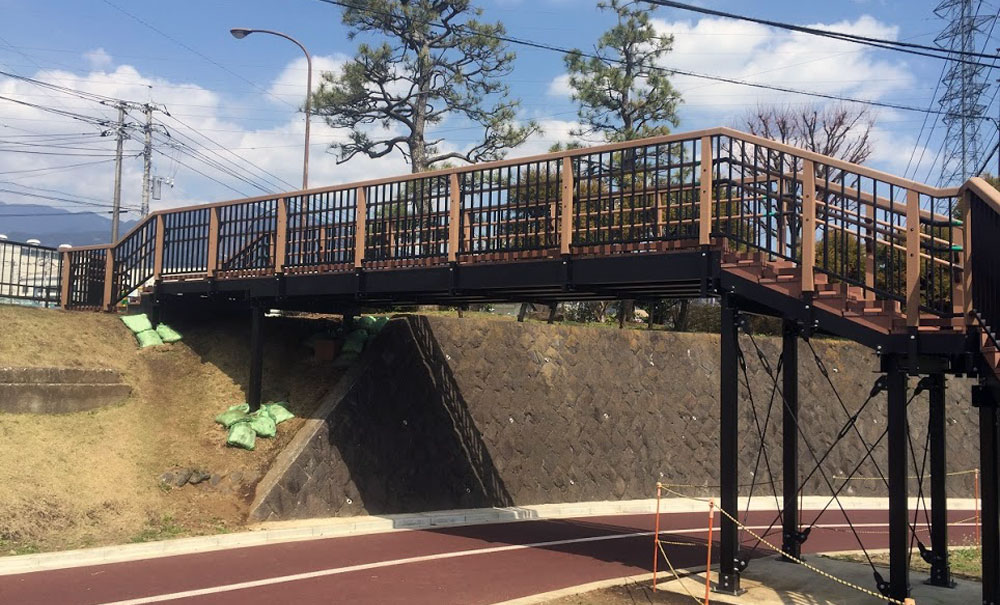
(828, 543, 983, 581)
(543, 581, 710, 604)
(0, 305, 341, 554)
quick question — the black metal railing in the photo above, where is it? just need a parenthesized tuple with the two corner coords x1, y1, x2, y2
(285, 189, 357, 271)
(57, 127, 977, 328)
(971, 187, 1000, 345)
(66, 247, 106, 309)
(0, 239, 61, 307)
(112, 218, 157, 302)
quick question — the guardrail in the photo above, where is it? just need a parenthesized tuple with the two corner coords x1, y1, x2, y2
(58, 126, 972, 329)
(0, 239, 62, 308)
(966, 177, 1000, 348)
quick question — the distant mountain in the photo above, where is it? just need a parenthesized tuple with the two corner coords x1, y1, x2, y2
(0, 203, 138, 247)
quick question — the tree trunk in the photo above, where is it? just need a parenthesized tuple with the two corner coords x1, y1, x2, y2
(674, 299, 690, 332)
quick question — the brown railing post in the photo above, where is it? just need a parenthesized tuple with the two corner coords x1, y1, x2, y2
(102, 246, 115, 311)
(962, 187, 973, 323)
(801, 159, 816, 293)
(355, 187, 366, 268)
(206, 207, 220, 277)
(699, 135, 712, 245)
(448, 173, 461, 262)
(561, 156, 573, 254)
(153, 214, 165, 280)
(275, 198, 287, 273)
(59, 250, 72, 309)
(863, 199, 876, 301)
(906, 189, 921, 327)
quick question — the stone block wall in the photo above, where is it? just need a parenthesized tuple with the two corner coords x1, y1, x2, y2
(250, 315, 981, 521)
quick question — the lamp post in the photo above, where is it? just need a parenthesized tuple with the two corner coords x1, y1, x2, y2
(230, 27, 312, 190)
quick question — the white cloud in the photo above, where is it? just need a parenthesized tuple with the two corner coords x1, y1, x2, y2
(0, 60, 412, 216)
(83, 48, 112, 70)
(652, 15, 912, 118)
(547, 73, 571, 97)
(546, 15, 914, 126)
(266, 54, 350, 103)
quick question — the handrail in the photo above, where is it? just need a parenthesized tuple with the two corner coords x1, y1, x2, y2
(57, 126, 973, 326)
(963, 177, 1000, 358)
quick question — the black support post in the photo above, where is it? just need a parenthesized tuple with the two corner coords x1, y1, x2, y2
(978, 383, 1000, 605)
(248, 304, 264, 413)
(927, 373, 954, 588)
(886, 354, 910, 601)
(717, 294, 741, 595)
(781, 319, 801, 561)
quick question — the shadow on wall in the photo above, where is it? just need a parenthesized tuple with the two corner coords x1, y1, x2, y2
(323, 315, 513, 514)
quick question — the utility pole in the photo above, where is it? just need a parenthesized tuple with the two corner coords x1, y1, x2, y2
(111, 102, 126, 241)
(140, 103, 153, 218)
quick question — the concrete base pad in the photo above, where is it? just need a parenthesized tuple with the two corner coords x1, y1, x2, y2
(650, 556, 979, 605)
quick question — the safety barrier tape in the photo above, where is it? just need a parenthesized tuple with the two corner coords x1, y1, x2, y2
(833, 468, 979, 481)
(656, 482, 910, 605)
(655, 539, 703, 604)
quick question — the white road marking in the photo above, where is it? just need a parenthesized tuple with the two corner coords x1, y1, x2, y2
(96, 521, 979, 605)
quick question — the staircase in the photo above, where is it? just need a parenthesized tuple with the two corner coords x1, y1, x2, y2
(721, 250, 965, 336)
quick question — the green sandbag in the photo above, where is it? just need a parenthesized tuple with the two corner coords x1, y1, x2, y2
(121, 314, 153, 334)
(356, 315, 377, 332)
(332, 352, 358, 368)
(263, 402, 295, 425)
(136, 329, 164, 348)
(215, 403, 250, 427)
(226, 422, 256, 450)
(372, 316, 389, 333)
(248, 410, 277, 438)
(342, 329, 368, 354)
(155, 323, 182, 343)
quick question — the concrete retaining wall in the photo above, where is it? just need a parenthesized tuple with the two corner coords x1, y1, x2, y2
(250, 316, 981, 522)
(0, 367, 131, 414)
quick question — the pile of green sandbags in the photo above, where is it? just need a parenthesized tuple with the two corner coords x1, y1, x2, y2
(214, 401, 295, 451)
(120, 314, 182, 348)
(333, 315, 390, 366)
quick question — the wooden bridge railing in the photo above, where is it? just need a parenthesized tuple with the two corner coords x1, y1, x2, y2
(60, 126, 977, 331)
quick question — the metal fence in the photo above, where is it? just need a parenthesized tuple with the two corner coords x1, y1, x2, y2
(0, 239, 62, 307)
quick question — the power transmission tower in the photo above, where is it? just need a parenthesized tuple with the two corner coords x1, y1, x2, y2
(935, 0, 993, 184)
(141, 103, 153, 218)
(111, 101, 126, 241)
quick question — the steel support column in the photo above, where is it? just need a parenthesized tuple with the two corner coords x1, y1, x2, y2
(978, 383, 1000, 605)
(781, 318, 801, 561)
(248, 304, 264, 412)
(927, 373, 954, 587)
(886, 354, 910, 601)
(717, 293, 741, 594)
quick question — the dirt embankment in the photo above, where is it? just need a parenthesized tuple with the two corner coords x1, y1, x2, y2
(0, 305, 340, 554)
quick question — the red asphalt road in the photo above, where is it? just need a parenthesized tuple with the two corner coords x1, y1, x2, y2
(0, 509, 979, 605)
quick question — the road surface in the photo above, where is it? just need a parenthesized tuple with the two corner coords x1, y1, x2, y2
(0, 509, 979, 605)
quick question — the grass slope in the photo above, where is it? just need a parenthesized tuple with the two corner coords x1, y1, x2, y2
(0, 305, 339, 554)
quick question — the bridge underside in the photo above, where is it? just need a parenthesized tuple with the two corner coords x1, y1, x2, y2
(150, 248, 969, 359)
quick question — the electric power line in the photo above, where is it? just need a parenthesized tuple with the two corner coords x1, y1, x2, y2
(315, 0, 994, 124)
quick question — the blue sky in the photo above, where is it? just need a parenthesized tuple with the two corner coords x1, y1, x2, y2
(0, 0, 994, 217)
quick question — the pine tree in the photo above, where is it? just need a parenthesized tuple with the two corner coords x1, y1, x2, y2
(312, 0, 537, 173)
(564, 0, 681, 143)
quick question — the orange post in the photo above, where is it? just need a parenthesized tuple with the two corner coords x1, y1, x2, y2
(560, 157, 573, 255)
(653, 483, 662, 591)
(704, 500, 714, 605)
(801, 159, 816, 293)
(698, 136, 712, 246)
(905, 189, 921, 327)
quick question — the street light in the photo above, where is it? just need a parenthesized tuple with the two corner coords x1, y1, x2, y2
(230, 27, 312, 190)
